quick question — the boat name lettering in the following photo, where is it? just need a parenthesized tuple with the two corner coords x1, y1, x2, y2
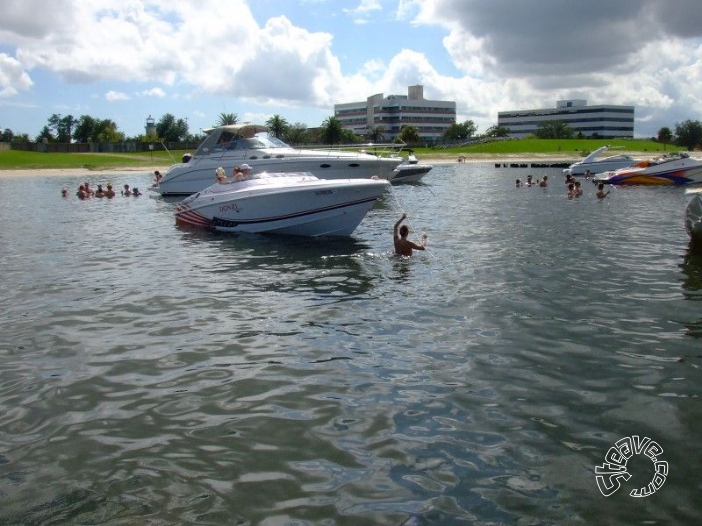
(315, 189, 333, 196)
(219, 203, 241, 213)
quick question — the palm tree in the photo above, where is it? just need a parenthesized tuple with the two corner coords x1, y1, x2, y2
(266, 114, 289, 138)
(657, 127, 673, 151)
(367, 125, 385, 143)
(216, 112, 238, 126)
(399, 125, 420, 145)
(319, 116, 345, 145)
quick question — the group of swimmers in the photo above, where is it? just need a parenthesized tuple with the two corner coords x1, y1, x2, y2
(63, 181, 142, 199)
(516, 173, 610, 199)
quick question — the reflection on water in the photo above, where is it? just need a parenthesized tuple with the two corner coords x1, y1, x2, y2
(0, 166, 701, 525)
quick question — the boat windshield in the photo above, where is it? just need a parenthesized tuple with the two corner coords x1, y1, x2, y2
(194, 132, 290, 156)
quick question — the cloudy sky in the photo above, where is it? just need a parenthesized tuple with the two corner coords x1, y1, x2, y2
(1, 0, 702, 139)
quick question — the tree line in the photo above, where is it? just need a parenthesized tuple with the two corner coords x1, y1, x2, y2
(4, 111, 702, 149)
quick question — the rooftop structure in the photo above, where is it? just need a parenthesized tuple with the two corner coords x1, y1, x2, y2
(498, 100, 634, 139)
(334, 85, 456, 144)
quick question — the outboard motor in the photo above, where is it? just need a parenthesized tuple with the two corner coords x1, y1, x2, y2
(182, 153, 192, 164)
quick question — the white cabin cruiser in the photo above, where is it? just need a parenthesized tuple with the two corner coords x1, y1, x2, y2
(175, 171, 389, 237)
(563, 146, 638, 177)
(153, 124, 404, 196)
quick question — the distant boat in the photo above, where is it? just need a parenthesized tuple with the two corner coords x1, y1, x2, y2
(563, 146, 638, 177)
(175, 171, 389, 237)
(685, 187, 702, 242)
(594, 152, 702, 186)
(153, 124, 404, 196)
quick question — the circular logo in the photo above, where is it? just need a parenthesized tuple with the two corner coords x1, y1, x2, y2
(595, 435, 668, 497)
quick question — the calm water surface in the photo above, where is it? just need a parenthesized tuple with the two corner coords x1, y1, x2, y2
(1, 164, 701, 525)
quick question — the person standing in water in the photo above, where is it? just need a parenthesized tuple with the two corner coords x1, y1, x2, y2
(394, 213, 427, 256)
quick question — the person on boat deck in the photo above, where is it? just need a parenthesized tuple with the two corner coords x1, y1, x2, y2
(231, 166, 245, 182)
(239, 163, 253, 179)
(596, 183, 610, 199)
(394, 213, 427, 256)
(215, 167, 228, 183)
(122, 184, 132, 196)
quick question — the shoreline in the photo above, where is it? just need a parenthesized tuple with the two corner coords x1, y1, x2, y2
(0, 152, 647, 179)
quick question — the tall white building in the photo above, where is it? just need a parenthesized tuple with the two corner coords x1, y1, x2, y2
(498, 100, 634, 139)
(334, 85, 456, 144)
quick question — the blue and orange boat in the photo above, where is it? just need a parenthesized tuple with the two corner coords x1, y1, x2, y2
(594, 152, 702, 186)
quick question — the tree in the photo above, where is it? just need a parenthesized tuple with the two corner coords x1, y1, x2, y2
(443, 120, 477, 141)
(45, 113, 76, 142)
(266, 114, 289, 138)
(366, 125, 385, 143)
(657, 127, 673, 150)
(216, 112, 238, 126)
(95, 119, 124, 142)
(36, 125, 53, 142)
(484, 125, 510, 138)
(399, 125, 420, 145)
(0, 128, 14, 142)
(535, 120, 573, 139)
(157, 113, 189, 141)
(283, 122, 311, 145)
(319, 116, 345, 144)
(74, 115, 97, 143)
(674, 120, 702, 151)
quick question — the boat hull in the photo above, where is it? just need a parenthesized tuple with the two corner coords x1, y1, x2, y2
(391, 163, 433, 184)
(175, 176, 389, 237)
(594, 156, 702, 186)
(154, 153, 402, 196)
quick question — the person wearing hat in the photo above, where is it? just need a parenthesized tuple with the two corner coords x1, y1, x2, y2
(239, 163, 253, 180)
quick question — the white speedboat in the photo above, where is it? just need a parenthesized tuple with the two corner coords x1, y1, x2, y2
(175, 171, 389, 237)
(685, 187, 702, 242)
(594, 152, 702, 186)
(391, 154, 433, 183)
(153, 124, 404, 196)
(563, 146, 638, 177)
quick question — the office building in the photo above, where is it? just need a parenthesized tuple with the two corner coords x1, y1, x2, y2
(497, 100, 634, 139)
(334, 85, 456, 144)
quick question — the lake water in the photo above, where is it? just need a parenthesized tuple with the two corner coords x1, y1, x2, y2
(0, 163, 700, 525)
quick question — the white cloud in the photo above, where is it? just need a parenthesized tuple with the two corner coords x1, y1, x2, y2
(0, 52, 32, 97)
(1, 0, 702, 137)
(106, 90, 129, 101)
(343, 0, 382, 24)
(140, 87, 166, 98)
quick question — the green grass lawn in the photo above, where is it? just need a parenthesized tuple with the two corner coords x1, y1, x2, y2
(413, 138, 683, 157)
(0, 149, 187, 170)
(0, 139, 683, 169)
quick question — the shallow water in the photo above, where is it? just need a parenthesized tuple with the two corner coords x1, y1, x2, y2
(0, 164, 701, 525)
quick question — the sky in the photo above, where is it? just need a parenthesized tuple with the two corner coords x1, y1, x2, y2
(1, 0, 702, 140)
